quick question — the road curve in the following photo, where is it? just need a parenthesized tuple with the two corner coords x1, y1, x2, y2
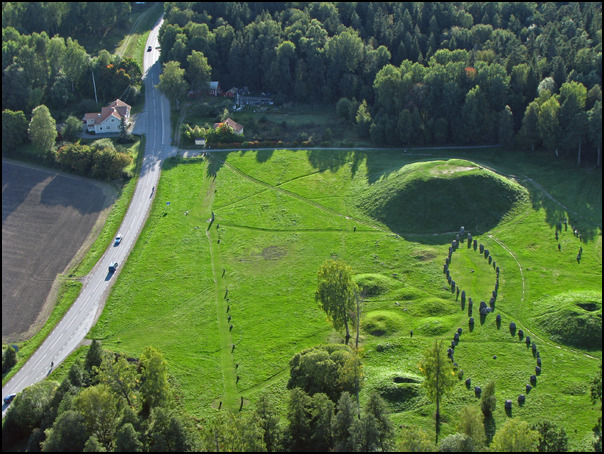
(2, 15, 171, 415)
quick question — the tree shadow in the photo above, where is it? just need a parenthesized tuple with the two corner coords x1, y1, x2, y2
(306, 149, 353, 173)
(484, 415, 497, 445)
(256, 148, 274, 163)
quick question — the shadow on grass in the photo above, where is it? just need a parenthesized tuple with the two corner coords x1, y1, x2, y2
(484, 415, 497, 445)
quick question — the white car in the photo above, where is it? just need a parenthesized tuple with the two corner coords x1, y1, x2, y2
(114, 234, 122, 246)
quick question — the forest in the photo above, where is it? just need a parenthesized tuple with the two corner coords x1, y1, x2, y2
(2, 2, 602, 164)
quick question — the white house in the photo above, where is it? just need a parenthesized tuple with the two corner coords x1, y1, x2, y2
(208, 81, 221, 96)
(83, 99, 131, 134)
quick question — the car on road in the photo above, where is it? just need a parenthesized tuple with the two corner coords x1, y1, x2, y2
(114, 234, 122, 246)
(147, 45, 152, 52)
(109, 262, 118, 272)
(3, 393, 16, 405)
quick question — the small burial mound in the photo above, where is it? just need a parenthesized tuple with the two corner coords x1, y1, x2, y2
(357, 159, 528, 234)
(531, 291, 602, 350)
(363, 311, 405, 337)
(372, 373, 424, 411)
(353, 273, 399, 298)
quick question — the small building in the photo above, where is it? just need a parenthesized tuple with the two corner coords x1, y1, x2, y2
(209, 81, 221, 96)
(213, 118, 244, 135)
(83, 99, 131, 134)
(223, 87, 238, 97)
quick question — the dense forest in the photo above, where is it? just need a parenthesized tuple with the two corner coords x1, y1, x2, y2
(2, 2, 602, 164)
(154, 2, 602, 162)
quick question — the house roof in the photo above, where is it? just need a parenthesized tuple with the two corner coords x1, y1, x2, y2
(83, 99, 131, 124)
(213, 118, 244, 133)
(209, 81, 220, 90)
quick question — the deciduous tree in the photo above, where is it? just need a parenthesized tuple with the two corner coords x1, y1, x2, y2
(490, 418, 539, 452)
(418, 340, 457, 444)
(315, 259, 357, 345)
(29, 105, 57, 153)
(140, 346, 170, 415)
(157, 61, 189, 110)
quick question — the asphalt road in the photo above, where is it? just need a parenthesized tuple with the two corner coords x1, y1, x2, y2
(2, 15, 172, 415)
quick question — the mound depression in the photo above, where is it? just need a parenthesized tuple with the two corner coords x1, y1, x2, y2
(357, 159, 528, 234)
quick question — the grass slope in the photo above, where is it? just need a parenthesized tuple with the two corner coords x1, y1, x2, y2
(357, 159, 529, 234)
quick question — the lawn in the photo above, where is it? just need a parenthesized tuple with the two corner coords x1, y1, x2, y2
(89, 147, 601, 449)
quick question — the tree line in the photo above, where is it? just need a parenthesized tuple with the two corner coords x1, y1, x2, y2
(4, 337, 597, 452)
(2, 25, 143, 115)
(154, 2, 601, 163)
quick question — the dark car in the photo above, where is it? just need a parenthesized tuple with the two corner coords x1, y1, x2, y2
(3, 393, 17, 404)
(147, 46, 152, 52)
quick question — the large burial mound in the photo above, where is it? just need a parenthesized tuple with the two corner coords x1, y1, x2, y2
(530, 291, 602, 350)
(357, 159, 529, 234)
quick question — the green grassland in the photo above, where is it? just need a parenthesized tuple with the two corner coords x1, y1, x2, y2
(89, 147, 601, 449)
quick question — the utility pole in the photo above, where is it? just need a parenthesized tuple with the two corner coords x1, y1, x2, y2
(91, 70, 98, 105)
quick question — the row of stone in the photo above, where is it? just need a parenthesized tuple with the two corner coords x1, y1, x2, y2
(444, 227, 541, 412)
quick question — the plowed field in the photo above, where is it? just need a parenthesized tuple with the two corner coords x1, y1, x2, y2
(2, 160, 114, 341)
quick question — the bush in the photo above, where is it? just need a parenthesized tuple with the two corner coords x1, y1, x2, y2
(287, 344, 361, 402)
(438, 433, 474, 452)
(2, 345, 18, 374)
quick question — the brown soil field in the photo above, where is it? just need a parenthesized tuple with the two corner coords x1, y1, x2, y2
(2, 159, 117, 342)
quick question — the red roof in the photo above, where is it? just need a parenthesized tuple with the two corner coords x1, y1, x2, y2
(213, 118, 244, 134)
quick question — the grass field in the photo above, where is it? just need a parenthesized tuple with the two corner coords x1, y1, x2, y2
(89, 147, 601, 449)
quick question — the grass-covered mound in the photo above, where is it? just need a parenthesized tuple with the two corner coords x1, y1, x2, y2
(369, 372, 425, 412)
(531, 291, 602, 349)
(357, 159, 529, 234)
(363, 310, 405, 337)
(353, 273, 400, 298)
